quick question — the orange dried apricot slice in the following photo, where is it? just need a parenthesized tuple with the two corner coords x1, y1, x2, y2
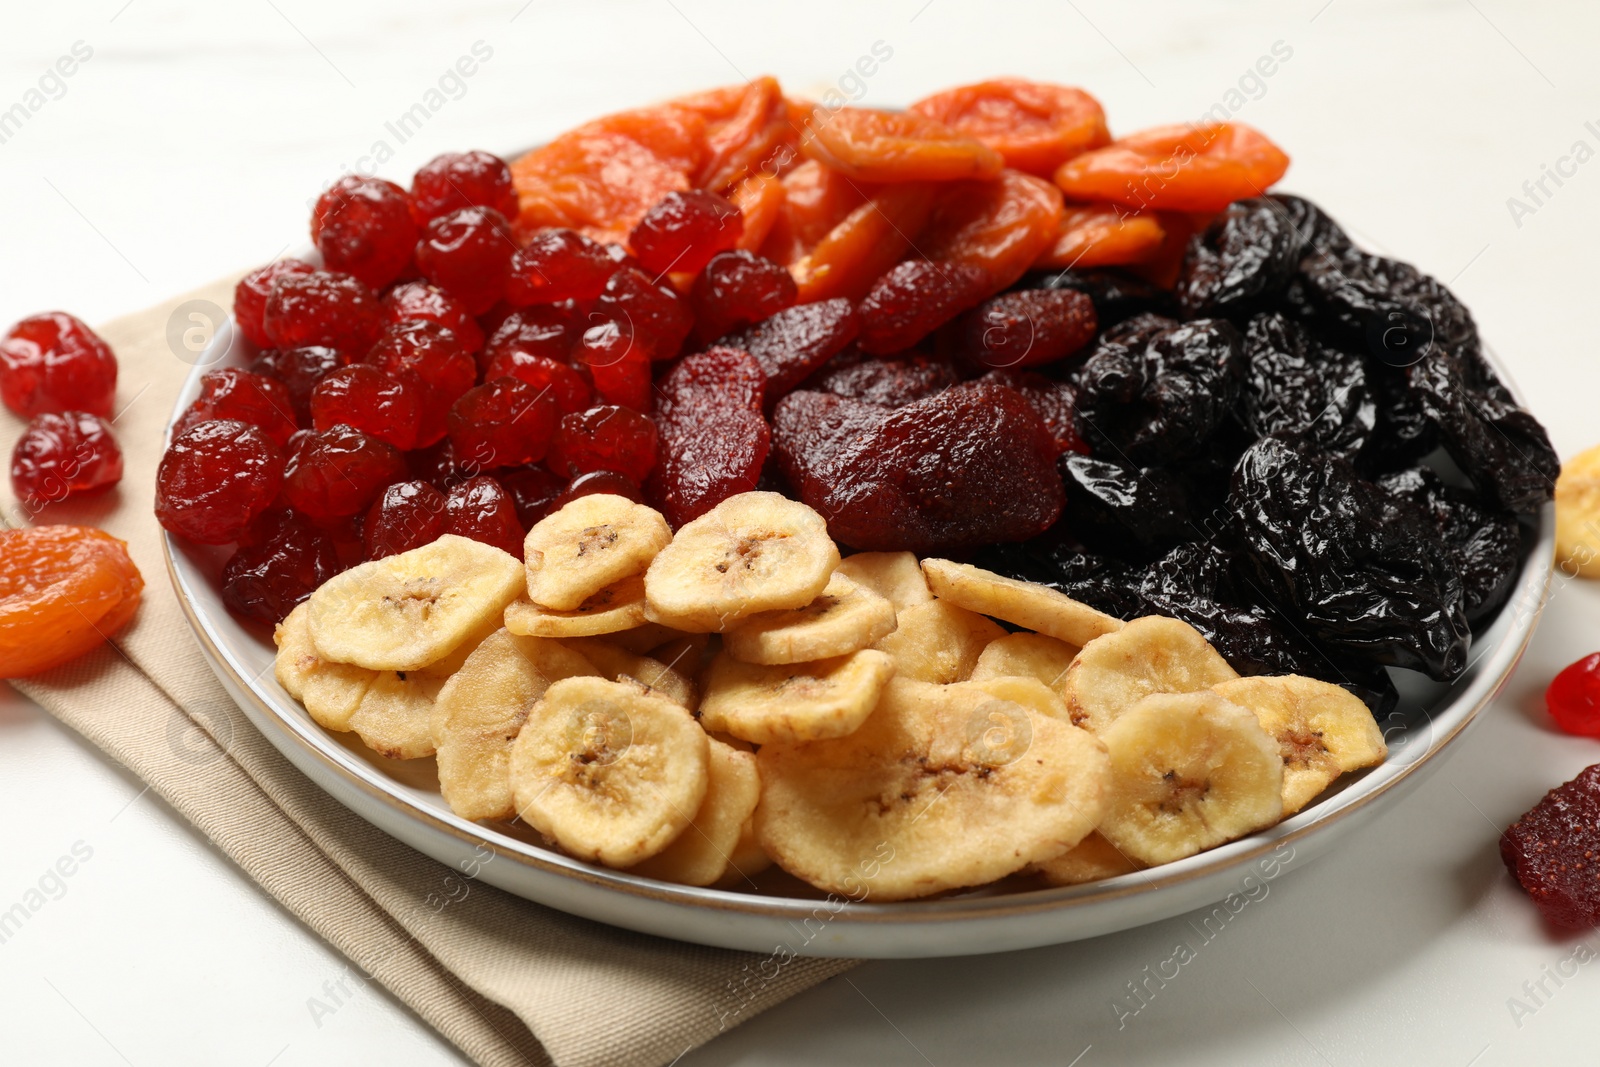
(730, 172, 786, 252)
(0, 525, 142, 678)
(910, 79, 1109, 176)
(511, 131, 694, 245)
(1035, 202, 1166, 270)
(676, 77, 796, 193)
(1054, 122, 1289, 212)
(920, 169, 1065, 289)
(791, 182, 939, 303)
(758, 160, 869, 266)
(568, 105, 707, 174)
(800, 107, 1004, 183)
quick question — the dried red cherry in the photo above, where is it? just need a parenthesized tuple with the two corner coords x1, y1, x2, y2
(447, 376, 558, 469)
(1547, 654, 1600, 738)
(555, 469, 645, 510)
(720, 298, 860, 398)
(262, 270, 384, 356)
(508, 229, 617, 306)
(282, 424, 406, 520)
(1501, 764, 1600, 929)
(856, 259, 991, 355)
(310, 365, 422, 450)
(363, 479, 449, 560)
(235, 260, 316, 349)
(647, 346, 769, 527)
(629, 191, 743, 276)
(691, 250, 796, 341)
(382, 280, 485, 354)
(499, 464, 566, 527)
(549, 405, 658, 483)
(0, 312, 118, 419)
(312, 175, 419, 289)
(415, 206, 516, 314)
(958, 288, 1098, 369)
(586, 352, 653, 413)
(222, 510, 341, 624)
(444, 475, 525, 557)
(407, 437, 476, 491)
(481, 303, 580, 376)
(364, 320, 476, 446)
(484, 350, 593, 416)
(175, 368, 299, 447)
(11, 411, 123, 510)
(155, 419, 285, 544)
(411, 151, 518, 225)
(248, 345, 348, 424)
(595, 267, 693, 361)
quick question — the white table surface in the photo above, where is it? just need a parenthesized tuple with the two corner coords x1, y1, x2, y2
(3, 1, 1599, 1063)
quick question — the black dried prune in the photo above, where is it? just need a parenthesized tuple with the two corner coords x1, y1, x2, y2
(1230, 436, 1469, 680)
(1270, 194, 1353, 259)
(1176, 199, 1304, 318)
(1073, 316, 1243, 466)
(1239, 312, 1375, 463)
(1296, 250, 1476, 369)
(809, 350, 959, 408)
(1378, 467, 1525, 625)
(1059, 454, 1193, 557)
(974, 537, 1151, 621)
(1021, 267, 1175, 326)
(1363, 362, 1438, 473)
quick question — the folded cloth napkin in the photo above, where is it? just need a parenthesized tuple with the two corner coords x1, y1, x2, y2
(1, 277, 855, 1067)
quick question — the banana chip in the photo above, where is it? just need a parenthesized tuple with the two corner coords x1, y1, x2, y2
(561, 636, 699, 710)
(920, 558, 1123, 647)
(631, 739, 760, 886)
(1062, 615, 1238, 733)
(275, 602, 377, 731)
(872, 599, 1005, 684)
(970, 631, 1079, 689)
(698, 649, 895, 745)
(959, 676, 1071, 722)
(1556, 444, 1600, 578)
(724, 572, 896, 665)
(835, 551, 933, 612)
(524, 494, 672, 612)
(1033, 832, 1144, 886)
(504, 573, 649, 638)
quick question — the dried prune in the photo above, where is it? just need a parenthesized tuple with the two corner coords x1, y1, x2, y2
(1270, 194, 1351, 259)
(647, 346, 770, 527)
(1378, 467, 1523, 626)
(719, 297, 859, 398)
(978, 369, 1086, 457)
(1024, 267, 1174, 326)
(1230, 436, 1468, 680)
(773, 382, 1063, 554)
(1239, 312, 1374, 463)
(856, 260, 991, 355)
(1296, 250, 1475, 369)
(1058, 454, 1192, 556)
(1072, 315, 1242, 465)
(812, 352, 959, 408)
(956, 288, 1097, 369)
(1175, 198, 1303, 319)
(1501, 764, 1600, 929)
(1362, 362, 1437, 472)
(971, 536, 1148, 620)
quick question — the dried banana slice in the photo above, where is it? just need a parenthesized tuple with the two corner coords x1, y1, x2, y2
(307, 535, 524, 671)
(835, 551, 934, 612)
(347, 618, 498, 760)
(560, 636, 699, 710)
(504, 573, 648, 638)
(1033, 832, 1144, 886)
(959, 676, 1071, 722)
(970, 632, 1080, 689)
(644, 492, 839, 632)
(274, 602, 377, 731)
(698, 649, 895, 745)
(1061, 615, 1238, 733)
(723, 572, 896, 665)
(631, 739, 761, 887)
(757, 677, 1110, 900)
(872, 599, 1005, 684)
(524, 494, 672, 611)
(1556, 444, 1600, 577)
(510, 676, 709, 868)
(1098, 690, 1283, 866)
(432, 630, 599, 821)
(714, 816, 774, 888)
(1214, 675, 1387, 815)
(920, 558, 1124, 648)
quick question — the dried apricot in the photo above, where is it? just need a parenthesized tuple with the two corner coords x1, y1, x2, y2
(0, 525, 142, 678)
(1036, 202, 1166, 269)
(677, 77, 794, 192)
(1129, 210, 1216, 288)
(510, 131, 693, 245)
(800, 107, 1004, 183)
(920, 170, 1065, 289)
(791, 183, 939, 303)
(730, 173, 786, 252)
(910, 79, 1109, 176)
(758, 160, 868, 266)
(1054, 123, 1290, 212)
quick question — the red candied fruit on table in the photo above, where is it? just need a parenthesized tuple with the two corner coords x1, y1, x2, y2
(175, 368, 299, 447)
(1501, 764, 1600, 929)
(155, 420, 285, 545)
(312, 175, 419, 290)
(691, 250, 797, 342)
(282, 424, 406, 521)
(262, 270, 385, 356)
(382, 280, 485, 355)
(958, 288, 1098, 369)
(364, 320, 476, 447)
(0, 312, 118, 419)
(363, 479, 448, 560)
(410, 151, 519, 225)
(628, 190, 743, 276)
(813, 352, 960, 409)
(447, 377, 558, 470)
(772, 382, 1064, 553)
(499, 465, 566, 527)
(249, 345, 349, 424)
(978, 368, 1088, 457)
(11, 412, 123, 510)
(444, 475, 525, 557)
(235, 260, 316, 349)
(484, 350, 593, 416)
(647, 346, 769, 528)
(1546, 653, 1600, 738)
(856, 260, 991, 355)
(507, 229, 618, 306)
(309, 364, 422, 450)
(222, 510, 342, 625)
(595, 267, 693, 362)
(481, 304, 581, 375)
(553, 469, 645, 510)
(720, 298, 859, 399)
(549, 405, 658, 483)
(415, 206, 516, 315)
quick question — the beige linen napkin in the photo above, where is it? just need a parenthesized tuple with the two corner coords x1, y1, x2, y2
(2, 278, 855, 1067)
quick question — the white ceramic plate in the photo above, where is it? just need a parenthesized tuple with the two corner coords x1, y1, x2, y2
(164, 290, 1553, 960)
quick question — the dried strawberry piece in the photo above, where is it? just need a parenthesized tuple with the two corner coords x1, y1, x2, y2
(235, 260, 316, 349)
(364, 320, 476, 446)
(772, 382, 1064, 553)
(549, 405, 658, 483)
(1501, 765, 1600, 929)
(447, 376, 558, 469)
(411, 150, 519, 225)
(382, 281, 485, 354)
(312, 175, 419, 290)
(556, 469, 645, 510)
(364, 480, 449, 560)
(176, 368, 300, 447)
(0, 312, 118, 419)
(11, 411, 123, 510)
(309, 364, 422, 450)
(813, 351, 959, 408)
(444, 475, 525, 557)
(249, 346, 349, 424)
(958, 288, 1097, 369)
(156, 420, 285, 545)
(657, 344, 765, 415)
(499, 464, 566, 527)
(282, 424, 406, 520)
(691, 250, 797, 342)
(222, 510, 342, 624)
(415, 206, 517, 314)
(856, 260, 991, 355)
(629, 190, 743, 276)
(979, 369, 1088, 457)
(647, 346, 769, 527)
(507, 229, 617, 306)
(720, 298, 860, 398)
(595, 267, 693, 361)
(263, 270, 385, 357)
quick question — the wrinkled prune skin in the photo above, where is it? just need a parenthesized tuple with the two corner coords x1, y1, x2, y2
(1176, 199, 1305, 319)
(1073, 315, 1243, 466)
(1296, 251, 1476, 370)
(773, 382, 1064, 554)
(1230, 436, 1469, 680)
(810, 350, 960, 408)
(1021, 267, 1175, 326)
(1059, 454, 1193, 557)
(1239, 312, 1375, 463)
(1362, 362, 1438, 473)
(1378, 467, 1524, 626)
(973, 537, 1150, 621)
(1270, 194, 1352, 258)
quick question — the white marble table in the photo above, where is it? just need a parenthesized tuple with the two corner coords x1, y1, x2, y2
(3, 1, 1599, 1063)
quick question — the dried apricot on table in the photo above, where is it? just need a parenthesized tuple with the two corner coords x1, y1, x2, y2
(910, 78, 1109, 176)
(1055, 123, 1290, 212)
(0, 525, 142, 678)
(921, 169, 1065, 290)
(1035, 202, 1166, 270)
(799, 107, 1004, 183)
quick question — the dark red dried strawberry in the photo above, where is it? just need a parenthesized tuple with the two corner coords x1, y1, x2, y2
(282, 424, 406, 520)
(445, 475, 525, 557)
(979, 369, 1088, 457)
(155, 420, 284, 545)
(262, 270, 385, 356)
(958, 288, 1097, 369)
(312, 175, 418, 290)
(657, 344, 764, 416)
(508, 229, 617, 306)
(629, 190, 743, 276)
(647, 346, 768, 527)
(856, 260, 991, 355)
(222, 510, 342, 624)
(1502, 765, 1600, 929)
(595, 267, 693, 362)
(364, 479, 448, 560)
(549, 405, 658, 483)
(720, 298, 860, 399)
(382, 280, 485, 354)
(499, 464, 566, 527)
(813, 351, 959, 408)
(175, 368, 300, 447)
(691, 250, 797, 342)
(249, 346, 348, 424)
(235, 260, 316, 349)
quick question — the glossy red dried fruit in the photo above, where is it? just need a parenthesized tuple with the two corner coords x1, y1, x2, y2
(484, 350, 593, 416)
(411, 151, 519, 225)
(382, 280, 485, 354)
(1547, 654, 1600, 738)
(813, 352, 960, 408)
(310, 364, 422, 450)
(958, 288, 1098, 369)
(720, 298, 860, 398)
(155, 420, 285, 544)
(364, 320, 476, 446)
(1501, 764, 1600, 929)
(363, 479, 449, 560)
(282, 424, 406, 520)
(587, 352, 653, 413)
(647, 346, 769, 527)
(772, 382, 1064, 553)
(595, 267, 693, 361)
(407, 437, 474, 491)
(262, 270, 385, 356)
(11, 411, 123, 510)
(312, 175, 418, 289)
(234, 260, 316, 349)
(629, 190, 743, 276)
(856, 260, 991, 355)
(549, 405, 658, 483)
(554, 469, 645, 510)
(0, 312, 118, 419)
(480, 304, 580, 375)
(444, 475, 525, 557)
(248, 345, 349, 424)
(447, 376, 558, 469)
(175, 368, 299, 447)
(691, 250, 797, 342)
(499, 464, 566, 528)
(415, 206, 517, 314)
(222, 510, 342, 624)
(978, 369, 1088, 457)
(507, 229, 617, 306)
